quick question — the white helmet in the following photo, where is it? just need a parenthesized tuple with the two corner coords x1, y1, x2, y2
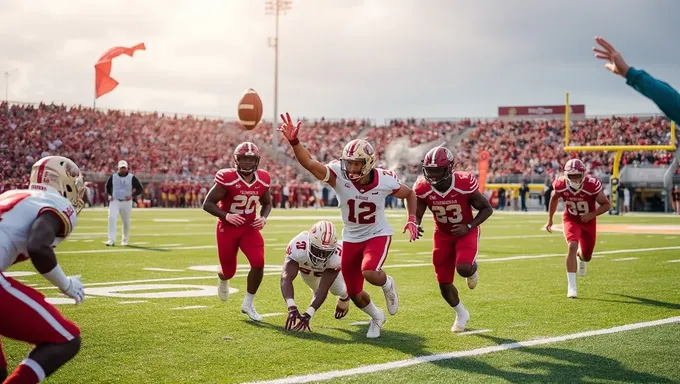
(341, 139, 376, 182)
(308, 220, 338, 266)
(29, 156, 86, 213)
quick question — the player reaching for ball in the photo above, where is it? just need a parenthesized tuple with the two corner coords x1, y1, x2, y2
(281, 220, 350, 332)
(413, 147, 493, 332)
(203, 142, 273, 321)
(278, 113, 422, 339)
(545, 159, 611, 298)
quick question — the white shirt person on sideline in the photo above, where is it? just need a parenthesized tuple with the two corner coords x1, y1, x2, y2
(105, 160, 144, 246)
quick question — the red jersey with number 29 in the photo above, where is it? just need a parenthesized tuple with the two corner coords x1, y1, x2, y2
(552, 176, 602, 221)
(413, 173, 479, 235)
(214, 168, 270, 225)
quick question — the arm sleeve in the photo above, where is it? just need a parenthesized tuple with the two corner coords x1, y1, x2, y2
(106, 176, 113, 196)
(626, 67, 680, 124)
(132, 176, 144, 196)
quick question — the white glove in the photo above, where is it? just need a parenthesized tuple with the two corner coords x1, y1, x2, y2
(62, 275, 85, 304)
(224, 213, 246, 226)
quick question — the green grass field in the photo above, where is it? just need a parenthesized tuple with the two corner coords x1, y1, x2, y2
(3, 208, 680, 383)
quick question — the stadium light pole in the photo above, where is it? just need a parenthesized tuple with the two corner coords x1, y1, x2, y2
(3, 68, 18, 114)
(265, 0, 292, 149)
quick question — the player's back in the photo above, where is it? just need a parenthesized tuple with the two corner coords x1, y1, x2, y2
(327, 161, 401, 242)
(214, 168, 271, 223)
(413, 173, 478, 233)
(553, 176, 602, 219)
(0, 188, 78, 271)
(286, 231, 342, 273)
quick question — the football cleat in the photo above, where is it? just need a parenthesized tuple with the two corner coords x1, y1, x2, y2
(366, 310, 386, 339)
(217, 276, 229, 302)
(466, 272, 479, 290)
(241, 304, 263, 322)
(577, 259, 587, 277)
(105, 240, 114, 247)
(383, 275, 399, 315)
(121, 240, 129, 247)
(567, 287, 578, 298)
(451, 307, 470, 333)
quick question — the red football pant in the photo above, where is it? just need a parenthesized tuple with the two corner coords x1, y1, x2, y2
(562, 218, 597, 260)
(341, 236, 391, 297)
(216, 222, 265, 279)
(432, 227, 480, 284)
(0, 273, 80, 370)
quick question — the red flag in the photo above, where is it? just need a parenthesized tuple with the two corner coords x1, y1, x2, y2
(94, 43, 146, 99)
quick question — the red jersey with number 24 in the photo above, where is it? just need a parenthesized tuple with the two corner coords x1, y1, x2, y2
(214, 168, 270, 225)
(413, 173, 479, 235)
(552, 176, 602, 222)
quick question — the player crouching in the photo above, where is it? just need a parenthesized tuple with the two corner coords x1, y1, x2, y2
(546, 159, 611, 298)
(413, 147, 493, 332)
(281, 220, 350, 331)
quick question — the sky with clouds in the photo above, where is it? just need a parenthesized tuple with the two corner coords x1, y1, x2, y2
(1, 0, 679, 122)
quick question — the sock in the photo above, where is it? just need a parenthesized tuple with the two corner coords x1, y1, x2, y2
(453, 302, 468, 318)
(243, 293, 255, 307)
(6, 359, 44, 384)
(360, 301, 383, 320)
(381, 276, 392, 292)
(567, 272, 577, 288)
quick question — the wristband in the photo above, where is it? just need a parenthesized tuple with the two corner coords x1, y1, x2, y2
(305, 307, 316, 318)
(289, 138, 300, 146)
(286, 298, 296, 307)
(43, 265, 70, 291)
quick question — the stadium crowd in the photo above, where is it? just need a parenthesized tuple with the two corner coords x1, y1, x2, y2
(2, 101, 678, 206)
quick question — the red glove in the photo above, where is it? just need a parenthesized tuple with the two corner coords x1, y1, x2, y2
(277, 112, 301, 144)
(402, 215, 423, 242)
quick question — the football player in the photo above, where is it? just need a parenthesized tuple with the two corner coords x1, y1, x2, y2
(0, 156, 86, 383)
(203, 142, 273, 321)
(546, 158, 611, 298)
(413, 147, 493, 332)
(281, 220, 350, 332)
(278, 113, 422, 338)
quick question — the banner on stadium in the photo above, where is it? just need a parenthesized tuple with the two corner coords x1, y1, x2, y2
(498, 104, 586, 121)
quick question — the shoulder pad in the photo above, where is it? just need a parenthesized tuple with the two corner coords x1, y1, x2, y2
(215, 168, 238, 187)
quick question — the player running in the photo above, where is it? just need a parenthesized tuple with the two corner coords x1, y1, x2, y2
(278, 113, 422, 338)
(281, 220, 350, 332)
(413, 147, 493, 332)
(203, 142, 273, 321)
(546, 158, 611, 298)
(0, 156, 86, 383)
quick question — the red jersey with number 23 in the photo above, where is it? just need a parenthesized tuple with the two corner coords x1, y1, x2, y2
(413, 172, 479, 234)
(214, 168, 270, 225)
(552, 176, 602, 222)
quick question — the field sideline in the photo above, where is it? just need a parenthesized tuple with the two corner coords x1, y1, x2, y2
(2, 208, 679, 383)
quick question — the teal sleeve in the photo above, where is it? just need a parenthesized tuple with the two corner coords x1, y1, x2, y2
(625, 67, 680, 124)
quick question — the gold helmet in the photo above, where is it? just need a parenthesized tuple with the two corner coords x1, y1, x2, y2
(29, 156, 86, 213)
(341, 139, 377, 181)
(308, 220, 338, 266)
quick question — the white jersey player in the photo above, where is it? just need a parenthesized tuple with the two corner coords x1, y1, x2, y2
(278, 112, 423, 338)
(281, 221, 350, 332)
(0, 156, 86, 383)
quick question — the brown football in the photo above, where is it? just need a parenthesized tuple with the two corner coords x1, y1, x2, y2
(237, 89, 263, 130)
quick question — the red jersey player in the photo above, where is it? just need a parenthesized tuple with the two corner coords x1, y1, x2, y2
(203, 142, 273, 321)
(546, 159, 611, 298)
(278, 113, 421, 339)
(413, 147, 493, 332)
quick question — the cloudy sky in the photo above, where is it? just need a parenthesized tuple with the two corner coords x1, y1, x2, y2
(1, 0, 679, 122)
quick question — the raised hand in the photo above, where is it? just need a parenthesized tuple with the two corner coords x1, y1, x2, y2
(593, 36, 630, 77)
(277, 112, 302, 143)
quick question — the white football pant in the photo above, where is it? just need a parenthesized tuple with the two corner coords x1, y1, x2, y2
(108, 200, 133, 244)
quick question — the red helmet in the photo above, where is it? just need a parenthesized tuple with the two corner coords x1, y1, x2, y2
(564, 158, 586, 190)
(422, 146, 454, 186)
(233, 142, 260, 175)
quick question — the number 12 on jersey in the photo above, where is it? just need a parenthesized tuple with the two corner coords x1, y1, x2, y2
(347, 199, 377, 224)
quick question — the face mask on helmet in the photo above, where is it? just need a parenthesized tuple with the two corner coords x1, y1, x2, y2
(341, 159, 367, 181)
(567, 173, 584, 190)
(235, 155, 259, 174)
(423, 165, 451, 186)
(309, 244, 335, 266)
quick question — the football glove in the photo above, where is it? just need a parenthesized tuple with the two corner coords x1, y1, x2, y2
(224, 213, 246, 227)
(294, 313, 312, 332)
(285, 306, 300, 330)
(251, 216, 266, 230)
(62, 275, 85, 304)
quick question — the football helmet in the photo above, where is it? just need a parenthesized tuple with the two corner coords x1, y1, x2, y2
(308, 220, 338, 266)
(422, 146, 454, 186)
(564, 158, 586, 191)
(341, 139, 376, 182)
(233, 142, 260, 175)
(29, 156, 86, 213)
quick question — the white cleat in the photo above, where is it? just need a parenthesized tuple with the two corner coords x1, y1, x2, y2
(217, 277, 229, 302)
(241, 304, 262, 322)
(567, 287, 578, 298)
(577, 259, 587, 277)
(451, 308, 470, 333)
(105, 240, 114, 247)
(466, 272, 479, 290)
(383, 276, 399, 315)
(121, 240, 129, 247)
(366, 310, 386, 339)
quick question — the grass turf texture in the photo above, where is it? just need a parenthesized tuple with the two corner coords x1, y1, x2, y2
(2, 208, 679, 383)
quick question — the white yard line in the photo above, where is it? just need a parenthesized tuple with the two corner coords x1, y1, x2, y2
(243, 316, 680, 384)
(612, 257, 639, 262)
